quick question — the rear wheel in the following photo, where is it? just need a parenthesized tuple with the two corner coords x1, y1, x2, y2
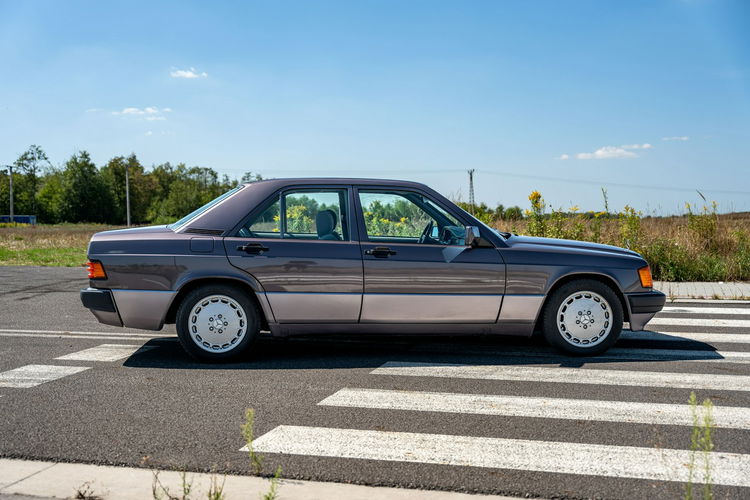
(541, 279, 623, 356)
(175, 284, 260, 362)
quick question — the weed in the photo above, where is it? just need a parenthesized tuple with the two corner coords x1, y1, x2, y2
(685, 392, 715, 500)
(152, 470, 193, 500)
(74, 481, 103, 500)
(241, 408, 284, 499)
(526, 190, 546, 237)
(241, 408, 265, 474)
(207, 474, 226, 500)
(261, 466, 283, 500)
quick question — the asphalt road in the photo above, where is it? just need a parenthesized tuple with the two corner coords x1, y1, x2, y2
(1, 266, 749, 499)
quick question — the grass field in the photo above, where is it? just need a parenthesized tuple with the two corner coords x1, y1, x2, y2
(0, 224, 122, 267)
(1, 210, 749, 282)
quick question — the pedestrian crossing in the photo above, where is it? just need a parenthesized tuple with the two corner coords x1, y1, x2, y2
(249, 301, 750, 492)
(0, 343, 149, 389)
(55, 344, 151, 362)
(249, 426, 750, 487)
(319, 388, 750, 429)
(371, 361, 750, 391)
(0, 364, 90, 389)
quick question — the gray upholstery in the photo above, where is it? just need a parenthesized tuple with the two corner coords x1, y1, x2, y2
(316, 209, 341, 240)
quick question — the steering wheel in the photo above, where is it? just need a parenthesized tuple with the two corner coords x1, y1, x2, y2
(418, 220, 435, 244)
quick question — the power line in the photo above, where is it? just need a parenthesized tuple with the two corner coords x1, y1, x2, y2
(212, 166, 750, 196)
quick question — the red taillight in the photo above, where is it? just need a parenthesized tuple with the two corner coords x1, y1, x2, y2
(86, 261, 107, 280)
(638, 266, 653, 288)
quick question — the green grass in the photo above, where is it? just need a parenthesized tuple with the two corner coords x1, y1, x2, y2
(0, 223, 118, 267)
(0, 246, 87, 266)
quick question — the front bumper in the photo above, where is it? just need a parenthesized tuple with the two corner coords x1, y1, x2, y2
(626, 290, 666, 331)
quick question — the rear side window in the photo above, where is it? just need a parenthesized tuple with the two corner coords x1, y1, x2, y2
(239, 189, 349, 240)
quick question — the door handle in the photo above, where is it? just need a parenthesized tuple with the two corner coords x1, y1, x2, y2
(365, 246, 397, 258)
(237, 243, 269, 254)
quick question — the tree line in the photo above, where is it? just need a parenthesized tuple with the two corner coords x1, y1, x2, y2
(0, 145, 261, 225)
(1, 144, 529, 226)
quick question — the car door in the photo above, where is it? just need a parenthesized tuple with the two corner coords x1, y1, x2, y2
(224, 186, 363, 323)
(355, 187, 505, 323)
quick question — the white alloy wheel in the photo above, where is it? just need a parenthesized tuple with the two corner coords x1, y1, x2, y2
(555, 290, 613, 347)
(188, 294, 247, 353)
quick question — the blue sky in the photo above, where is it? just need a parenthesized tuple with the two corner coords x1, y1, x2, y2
(1, 0, 748, 214)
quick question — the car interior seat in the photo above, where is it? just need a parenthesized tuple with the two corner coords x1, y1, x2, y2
(316, 209, 342, 240)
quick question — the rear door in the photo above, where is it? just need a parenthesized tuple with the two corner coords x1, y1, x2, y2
(224, 186, 363, 323)
(355, 187, 505, 323)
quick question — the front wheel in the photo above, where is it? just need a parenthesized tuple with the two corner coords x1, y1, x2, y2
(175, 284, 260, 362)
(541, 279, 623, 356)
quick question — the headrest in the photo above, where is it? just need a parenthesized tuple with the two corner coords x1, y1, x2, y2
(316, 209, 337, 236)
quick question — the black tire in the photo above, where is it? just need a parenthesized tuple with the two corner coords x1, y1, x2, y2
(541, 279, 623, 356)
(175, 284, 260, 362)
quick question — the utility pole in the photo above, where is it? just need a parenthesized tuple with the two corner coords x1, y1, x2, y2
(467, 169, 476, 215)
(125, 162, 131, 227)
(2, 165, 12, 222)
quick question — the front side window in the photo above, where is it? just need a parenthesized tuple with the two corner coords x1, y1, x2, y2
(358, 190, 464, 245)
(239, 189, 349, 240)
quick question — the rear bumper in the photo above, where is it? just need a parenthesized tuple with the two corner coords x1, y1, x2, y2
(80, 288, 122, 327)
(626, 290, 666, 331)
(81, 288, 176, 330)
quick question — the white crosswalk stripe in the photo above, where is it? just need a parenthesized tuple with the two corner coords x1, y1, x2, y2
(622, 330, 750, 344)
(662, 306, 750, 315)
(319, 388, 750, 429)
(372, 361, 750, 391)
(411, 345, 750, 363)
(249, 425, 750, 487)
(55, 344, 153, 362)
(647, 317, 750, 328)
(0, 365, 90, 388)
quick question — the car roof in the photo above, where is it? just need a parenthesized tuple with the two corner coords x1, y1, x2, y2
(242, 177, 431, 189)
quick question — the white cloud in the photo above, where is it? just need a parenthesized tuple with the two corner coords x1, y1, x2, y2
(574, 142, 654, 160)
(113, 106, 162, 116)
(662, 136, 689, 141)
(145, 131, 153, 136)
(170, 67, 208, 79)
(576, 146, 638, 160)
(556, 154, 570, 160)
(111, 106, 171, 121)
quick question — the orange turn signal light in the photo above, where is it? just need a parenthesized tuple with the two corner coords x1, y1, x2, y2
(86, 260, 107, 280)
(638, 266, 653, 288)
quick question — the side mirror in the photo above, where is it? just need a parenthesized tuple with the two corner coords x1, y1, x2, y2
(464, 226, 481, 247)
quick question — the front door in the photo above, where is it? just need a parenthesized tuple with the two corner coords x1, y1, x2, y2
(355, 188, 505, 323)
(225, 187, 362, 323)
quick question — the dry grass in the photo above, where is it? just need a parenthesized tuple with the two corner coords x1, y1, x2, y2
(0, 223, 123, 266)
(498, 212, 750, 281)
(2, 212, 750, 282)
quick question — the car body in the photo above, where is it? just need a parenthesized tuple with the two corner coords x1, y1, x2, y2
(81, 178, 665, 361)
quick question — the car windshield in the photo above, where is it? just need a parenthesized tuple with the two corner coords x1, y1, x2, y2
(455, 205, 510, 239)
(168, 185, 244, 231)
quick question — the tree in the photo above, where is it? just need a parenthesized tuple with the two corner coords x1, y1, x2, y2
(14, 145, 51, 215)
(241, 171, 264, 183)
(59, 151, 112, 222)
(100, 154, 156, 224)
(36, 169, 65, 223)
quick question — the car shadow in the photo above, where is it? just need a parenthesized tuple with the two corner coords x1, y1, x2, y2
(122, 330, 724, 370)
